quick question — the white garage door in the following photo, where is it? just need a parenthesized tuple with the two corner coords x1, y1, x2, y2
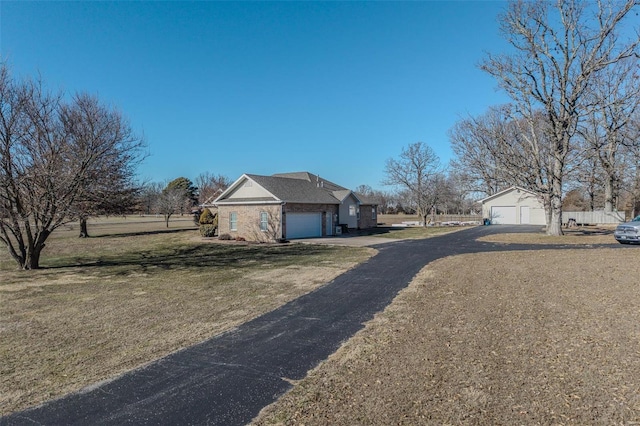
(491, 206, 517, 224)
(286, 213, 322, 239)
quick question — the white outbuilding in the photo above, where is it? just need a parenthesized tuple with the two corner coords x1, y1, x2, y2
(480, 186, 546, 225)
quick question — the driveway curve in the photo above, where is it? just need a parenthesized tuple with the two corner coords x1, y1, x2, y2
(1, 226, 622, 425)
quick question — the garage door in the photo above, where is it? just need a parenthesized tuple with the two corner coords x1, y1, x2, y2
(491, 206, 517, 224)
(286, 213, 322, 239)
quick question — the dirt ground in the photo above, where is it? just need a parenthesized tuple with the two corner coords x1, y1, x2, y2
(254, 238, 640, 424)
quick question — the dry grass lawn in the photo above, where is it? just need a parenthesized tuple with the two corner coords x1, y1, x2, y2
(0, 217, 374, 416)
(254, 237, 640, 424)
(478, 225, 617, 245)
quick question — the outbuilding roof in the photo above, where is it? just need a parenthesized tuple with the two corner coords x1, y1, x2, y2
(479, 186, 540, 204)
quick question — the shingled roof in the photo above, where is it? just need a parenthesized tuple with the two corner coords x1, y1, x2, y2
(271, 172, 346, 192)
(214, 172, 377, 206)
(245, 174, 340, 204)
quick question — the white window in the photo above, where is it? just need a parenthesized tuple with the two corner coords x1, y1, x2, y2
(372, 207, 376, 219)
(349, 205, 356, 216)
(260, 212, 268, 231)
(230, 212, 238, 231)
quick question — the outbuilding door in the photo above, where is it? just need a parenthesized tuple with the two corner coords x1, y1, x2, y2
(491, 206, 517, 224)
(520, 206, 530, 224)
(286, 213, 322, 239)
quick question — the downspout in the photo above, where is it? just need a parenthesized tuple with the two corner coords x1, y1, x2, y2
(280, 202, 286, 241)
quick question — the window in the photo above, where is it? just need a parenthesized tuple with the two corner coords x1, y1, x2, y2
(349, 205, 356, 216)
(230, 212, 238, 231)
(372, 207, 376, 219)
(260, 211, 268, 231)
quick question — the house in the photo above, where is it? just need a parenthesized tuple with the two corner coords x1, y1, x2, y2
(211, 172, 378, 241)
(480, 186, 546, 225)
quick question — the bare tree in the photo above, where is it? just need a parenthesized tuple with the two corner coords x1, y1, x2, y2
(572, 154, 603, 211)
(0, 65, 144, 269)
(62, 93, 145, 237)
(449, 106, 514, 196)
(138, 181, 164, 215)
(618, 115, 640, 216)
(450, 106, 555, 200)
(354, 184, 373, 196)
(370, 189, 397, 214)
(195, 172, 231, 205)
(481, 0, 639, 235)
(446, 169, 478, 215)
(579, 57, 640, 212)
(155, 184, 189, 228)
(383, 142, 443, 226)
(627, 160, 640, 217)
(563, 188, 590, 211)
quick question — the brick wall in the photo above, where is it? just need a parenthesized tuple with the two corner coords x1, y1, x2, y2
(358, 204, 378, 229)
(218, 204, 282, 241)
(218, 202, 376, 240)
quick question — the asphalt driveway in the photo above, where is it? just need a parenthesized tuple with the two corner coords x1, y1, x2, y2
(1, 226, 618, 425)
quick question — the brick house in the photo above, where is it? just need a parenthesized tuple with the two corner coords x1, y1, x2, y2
(210, 172, 378, 241)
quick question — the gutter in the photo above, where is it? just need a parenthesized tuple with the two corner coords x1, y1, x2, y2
(213, 200, 284, 206)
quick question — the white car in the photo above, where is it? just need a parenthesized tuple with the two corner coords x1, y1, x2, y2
(614, 215, 640, 244)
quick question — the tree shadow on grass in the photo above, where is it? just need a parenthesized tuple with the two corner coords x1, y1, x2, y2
(46, 243, 339, 274)
(564, 227, 614, 236)
(91, 228, 197, 239)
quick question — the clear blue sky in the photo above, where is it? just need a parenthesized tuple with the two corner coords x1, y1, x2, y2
(1, 1, 511, 191)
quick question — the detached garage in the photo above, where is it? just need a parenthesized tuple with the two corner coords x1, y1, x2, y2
(480, 186, 546, 225)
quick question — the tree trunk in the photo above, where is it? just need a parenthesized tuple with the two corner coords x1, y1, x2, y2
(164, 214, 171, 228)
(548, 203, 563, 236)
(541, 193, 552, 229)
(604, 175, 620, 212)
(604, 177, 615, 212)
(23, 242, 44, 270)
(79, 217, 90, 238)
(547, 166, 564, 236)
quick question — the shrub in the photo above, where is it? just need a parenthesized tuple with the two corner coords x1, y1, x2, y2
(199, 225, 217, 237)
(235, 236, 246, 242)
(192, 209, 202, 226)
(219, 233, 232, 240)
(199, 209, 218, 225)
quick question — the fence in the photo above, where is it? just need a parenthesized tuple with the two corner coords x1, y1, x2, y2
(435, 214, 482, 224)
(562, 210, 625, 225)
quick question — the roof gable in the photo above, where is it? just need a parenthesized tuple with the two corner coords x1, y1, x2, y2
(214, 175, 280, 204)
(354, 192, 377, 205)
(479, 186, 540, 204)
(332, 189, 353, 203)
